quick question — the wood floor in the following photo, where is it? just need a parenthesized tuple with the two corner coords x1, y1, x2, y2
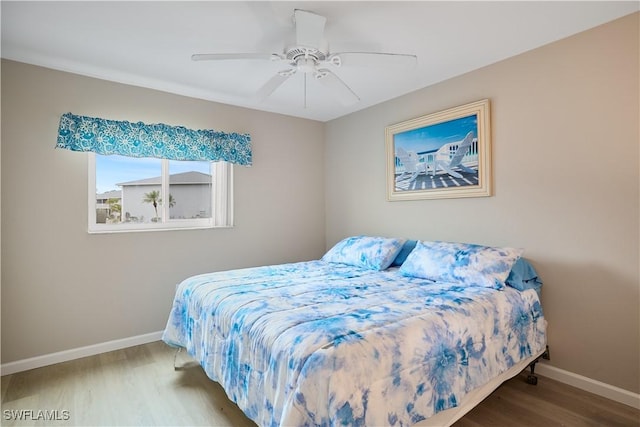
(2, 341, 638, 426)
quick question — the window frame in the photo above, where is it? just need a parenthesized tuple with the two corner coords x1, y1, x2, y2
(88, 153, 233, 233)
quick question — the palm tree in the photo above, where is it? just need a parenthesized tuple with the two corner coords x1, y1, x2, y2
(160, 194, 176, 208)
(142, 190, 161, 220)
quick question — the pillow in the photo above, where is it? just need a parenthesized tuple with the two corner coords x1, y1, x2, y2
(391, 239, 418, 266)
(506, 257, 543, 294)
(322, 236, 406, 271)
(399, 240, 523, 289)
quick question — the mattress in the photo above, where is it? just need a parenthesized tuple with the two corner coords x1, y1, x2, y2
(162, 260, 547, 426)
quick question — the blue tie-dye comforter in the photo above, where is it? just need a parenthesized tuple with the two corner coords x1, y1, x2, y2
(162, 261, 547, 426)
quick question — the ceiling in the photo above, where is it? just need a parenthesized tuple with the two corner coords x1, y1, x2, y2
(2, 1, 638, 122)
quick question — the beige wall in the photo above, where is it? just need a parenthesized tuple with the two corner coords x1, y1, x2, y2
(325, 13, 639, 393)
(1, 60, 326, 363)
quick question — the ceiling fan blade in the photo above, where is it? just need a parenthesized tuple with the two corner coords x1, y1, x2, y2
(294, 9, 326, 51)
(314, 69, 360, 106)
(329, 52, 417, 69)
(191, 53, 280, 61)
(255, 70, 295, 102)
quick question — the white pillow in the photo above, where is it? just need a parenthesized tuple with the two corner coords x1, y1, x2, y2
(322, 236, 406, 271)
(399, 240, 523, 289)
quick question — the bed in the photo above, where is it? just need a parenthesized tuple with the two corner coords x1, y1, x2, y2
(162, 236, 547, 426)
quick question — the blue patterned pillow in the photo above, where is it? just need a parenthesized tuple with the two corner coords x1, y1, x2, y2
(322, 236, 406, 271)
(391, 239, 418, 266)
(399, 240, 524, 289)
(506, 257, 543, 294)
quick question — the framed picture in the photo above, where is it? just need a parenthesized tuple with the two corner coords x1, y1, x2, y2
(386, 99, 492, 201)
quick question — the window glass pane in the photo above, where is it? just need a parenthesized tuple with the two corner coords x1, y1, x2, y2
(168, 160, 212, 220)
(95, 154, 162, 224)
(91, 155, 222, 232)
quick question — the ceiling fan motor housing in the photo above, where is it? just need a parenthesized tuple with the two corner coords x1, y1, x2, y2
(286, 46, 326, 61)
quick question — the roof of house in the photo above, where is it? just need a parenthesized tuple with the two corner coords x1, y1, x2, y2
(96, 190, 122, 199)
(117, 171, 211, 186)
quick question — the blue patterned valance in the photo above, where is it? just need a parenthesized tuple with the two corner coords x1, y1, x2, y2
(56, 112, 252, 165)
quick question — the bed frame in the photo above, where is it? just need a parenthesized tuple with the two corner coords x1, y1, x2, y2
(525, 345, 551, 385)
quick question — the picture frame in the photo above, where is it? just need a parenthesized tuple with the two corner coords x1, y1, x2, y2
(385, 99, 492, 201)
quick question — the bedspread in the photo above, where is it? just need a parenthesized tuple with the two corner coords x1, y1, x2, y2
(162, 261, 546, 426)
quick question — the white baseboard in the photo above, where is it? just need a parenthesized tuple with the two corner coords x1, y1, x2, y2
(537, 363, 640, 409)
(1, 331, 163, 376)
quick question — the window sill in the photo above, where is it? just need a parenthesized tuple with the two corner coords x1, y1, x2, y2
(88, 223, 233, 234)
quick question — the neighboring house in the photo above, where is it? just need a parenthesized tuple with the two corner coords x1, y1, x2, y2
(117, 171, 212, 223)
(95, 190, 122, 223)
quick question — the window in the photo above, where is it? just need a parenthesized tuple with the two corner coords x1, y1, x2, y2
(58, 112, 248, 232)
(89, 153, 232, 233)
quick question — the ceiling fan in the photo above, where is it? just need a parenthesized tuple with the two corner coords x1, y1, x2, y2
(192, 9, 417, 107)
